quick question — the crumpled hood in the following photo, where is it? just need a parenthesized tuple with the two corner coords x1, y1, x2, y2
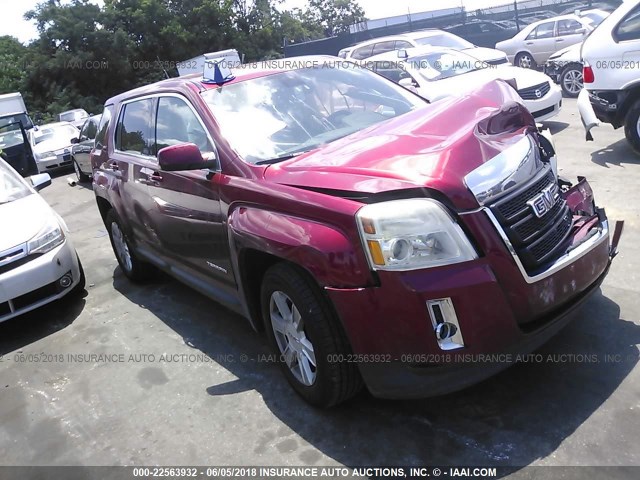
(264, 80, 537, 210)
(0, 194, 51, 251)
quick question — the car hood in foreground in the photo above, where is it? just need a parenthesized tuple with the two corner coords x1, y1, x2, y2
(264, 80, 537, 210)
(0, 193, 53, 251)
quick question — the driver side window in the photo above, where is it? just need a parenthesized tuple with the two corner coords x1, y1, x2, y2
(155, 97, 214, 155)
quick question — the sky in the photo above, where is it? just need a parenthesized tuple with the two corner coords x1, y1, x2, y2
(1, 0, 505, 44)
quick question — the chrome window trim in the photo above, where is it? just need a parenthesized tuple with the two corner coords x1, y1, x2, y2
(462, 207, 610, 284)
(113, 92, 220, 171)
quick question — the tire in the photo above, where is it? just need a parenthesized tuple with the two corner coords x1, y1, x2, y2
(260, 263, 363, 407)
(515, 52, 537, 70)
(105, 209, 153, 281)
(73, 158, 91, 183)
(560, 64, 583, 98)
(624, 99, 640, 155)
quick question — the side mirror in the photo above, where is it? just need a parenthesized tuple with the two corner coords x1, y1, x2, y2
(30, 173, 52, 191)
(576, 28, 587, 35)
(397, 49, 408, 59)
(70, 137, 79, 144)
(157, 143, 218, 172)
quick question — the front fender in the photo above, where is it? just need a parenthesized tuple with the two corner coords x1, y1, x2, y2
(228, 206, 374, 288)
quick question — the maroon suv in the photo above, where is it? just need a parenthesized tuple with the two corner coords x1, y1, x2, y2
(91, 58, 622, 407)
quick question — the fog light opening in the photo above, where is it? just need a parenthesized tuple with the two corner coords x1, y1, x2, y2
(59, 272, 73, 289)
(427, 298, 465, 351)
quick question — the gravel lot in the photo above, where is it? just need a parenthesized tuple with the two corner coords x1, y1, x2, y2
(1, 98, 638, 475)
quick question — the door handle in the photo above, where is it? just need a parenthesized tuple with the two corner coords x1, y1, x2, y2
(525, 42, 534, 46)
(149, 172, 163, 183)
(556, 38, 564, 42)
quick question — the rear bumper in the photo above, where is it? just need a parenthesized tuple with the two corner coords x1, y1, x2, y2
(578, 89, 629, 140)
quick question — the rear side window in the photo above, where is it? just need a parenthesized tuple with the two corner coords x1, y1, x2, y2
(116, 98, 155, 156)
(615, 6, 640, 42)
(155, 97, 214, 154)
(86, 118, 98, 139)
(95, 105, 114, 150)
(395, 40, 413, 50)
(372, 41, 395, 56)
(557, 19, 582, 36)
(352, 44, 374, 60)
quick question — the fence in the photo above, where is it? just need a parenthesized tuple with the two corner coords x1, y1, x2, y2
(283, 0, 622, 57)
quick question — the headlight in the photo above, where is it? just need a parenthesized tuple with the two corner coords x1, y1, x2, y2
(27, 218, 65, 254)
(356, 199, 477, 271)
(36, 151, 56, 161)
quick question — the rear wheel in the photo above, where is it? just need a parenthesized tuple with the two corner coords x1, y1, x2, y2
(624, 99, 640, 155)
(105, 209, 153, 281)
(560, 64, 583, 98)
(73, 158, 91, 183)
(261, 263, 362, 407)
(515, 52, 536, 69)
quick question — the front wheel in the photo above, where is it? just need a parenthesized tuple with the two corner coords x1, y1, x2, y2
(516, 52, 537, 69)
(261, 263, 362, 407)
(105, 209, 153, 281)
(624, 99, 640, 155)
(560, 64, 583, 98)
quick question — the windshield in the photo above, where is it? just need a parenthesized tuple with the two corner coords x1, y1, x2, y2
(60, 110, 86, 122)
(0, 113, 33, 133)
(33, 124, 78, 146)
(201, 63, 424, 164)
(408, 50, 483, 81)
(0, 159, 31, 204)
(0, 124, 27, 150)
(583, 12, 608, 26)
(414, 32, 474, 49)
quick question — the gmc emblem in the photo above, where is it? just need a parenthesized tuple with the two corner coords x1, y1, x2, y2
(527, 183, 559, 218)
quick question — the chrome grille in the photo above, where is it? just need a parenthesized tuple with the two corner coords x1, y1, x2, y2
(518, 81, 551, 100)
(489, 168, 572, 273)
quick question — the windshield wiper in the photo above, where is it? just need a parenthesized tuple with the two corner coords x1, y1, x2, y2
(255, 151, 308, 165)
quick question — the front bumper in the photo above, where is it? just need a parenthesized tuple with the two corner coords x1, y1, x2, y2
(523, 83, 562, 121)
(36, 151, 73, 173)
(0, 240, 82, 323)
(326, 189, 622, 399)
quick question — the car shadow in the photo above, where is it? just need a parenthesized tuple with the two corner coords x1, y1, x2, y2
(0, 293, 87, 357)
(591, 138, 638, 168)
(542, 120, 569, 136)
(112, 268, 638, 469)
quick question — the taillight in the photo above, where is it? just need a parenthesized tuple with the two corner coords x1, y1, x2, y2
(583, 65, 594, 84)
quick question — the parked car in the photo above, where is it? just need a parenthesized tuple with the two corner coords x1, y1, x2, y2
(71, 114, 101, 182)
(543, 10, 610, 97)
(496, 14, 595, 69)
(578, 0, 640, 152)
(58, 109, 90, 129)
(0, 158, 84, 323)
(444, 20, 519, 48)
(341, 29, 509, 65)
(30, 122, 79, 173)
(367, 47, 562, 121)
(91, 58, 620, 407)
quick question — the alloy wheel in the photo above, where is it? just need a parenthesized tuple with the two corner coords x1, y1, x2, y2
(111, 221, 133, 273)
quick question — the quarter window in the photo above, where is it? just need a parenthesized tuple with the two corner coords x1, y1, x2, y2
(615, 6, 640, 42)
(96, 106, 113, 150)
(155, 97, 214, 154)
(116, 98, 155, 156)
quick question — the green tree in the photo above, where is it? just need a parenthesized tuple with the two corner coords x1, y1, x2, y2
(0, 36, 28, 94)
(306, 0, 366, 36)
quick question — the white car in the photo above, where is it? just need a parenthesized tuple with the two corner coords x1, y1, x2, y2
(0, 158, 84, 323)
(496, 14, 594, 69)
(366, 47, 562, 122)
(30, 122, 79, 173)
(578, 0, 640, 152)
(340, 29, 509, 65)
